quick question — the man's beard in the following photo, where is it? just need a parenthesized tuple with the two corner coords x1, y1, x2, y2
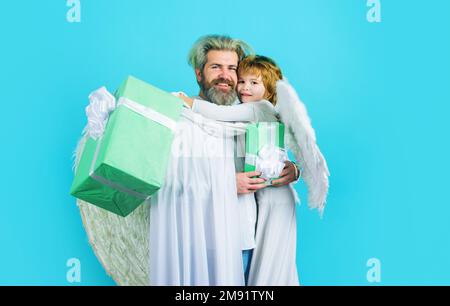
(200, 78, 237, 106)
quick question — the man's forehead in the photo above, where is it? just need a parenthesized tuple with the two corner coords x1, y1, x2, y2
(206, 50, 239, 65)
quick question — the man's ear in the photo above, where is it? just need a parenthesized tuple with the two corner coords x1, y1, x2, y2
(195, 68, 202, 83)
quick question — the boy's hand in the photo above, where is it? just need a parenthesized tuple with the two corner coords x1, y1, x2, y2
(236, 171, 266, 194)
(172, 92, 194, 108)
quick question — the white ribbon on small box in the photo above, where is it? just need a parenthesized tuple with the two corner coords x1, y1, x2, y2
(246, 144, 287, 184)
(244, 122, 287, 184)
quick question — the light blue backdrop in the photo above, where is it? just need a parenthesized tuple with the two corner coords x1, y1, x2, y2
(0, 0, 449, 285)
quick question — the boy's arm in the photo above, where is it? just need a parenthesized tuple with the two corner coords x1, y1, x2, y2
(192, 99, 257, 122)
(175, 92, 258, 122)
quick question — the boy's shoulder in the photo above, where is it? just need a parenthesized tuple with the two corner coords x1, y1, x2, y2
(253, 100, 278, 121)
(253, 99, 275, 111)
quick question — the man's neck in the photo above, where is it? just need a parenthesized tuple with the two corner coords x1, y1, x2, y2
(198, 91, 207, 101)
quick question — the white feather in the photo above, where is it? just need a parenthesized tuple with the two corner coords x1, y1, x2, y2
(72, 125, 88, 173)
(275, 79, 330, 217)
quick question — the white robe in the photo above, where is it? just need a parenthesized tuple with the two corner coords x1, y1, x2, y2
(248, 185, 299, 285)
(149, 109, 248, 286)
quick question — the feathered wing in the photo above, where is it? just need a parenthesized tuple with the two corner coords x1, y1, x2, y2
(72, 126, 88, 172)
(275, 79, 330, 216)
(72, 128, 150, 286)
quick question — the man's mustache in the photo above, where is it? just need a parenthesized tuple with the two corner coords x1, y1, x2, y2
(212, 78, 235, 87)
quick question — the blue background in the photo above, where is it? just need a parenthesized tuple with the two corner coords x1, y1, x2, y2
(0, 0, 449, 285)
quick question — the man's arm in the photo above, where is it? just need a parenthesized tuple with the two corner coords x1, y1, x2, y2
(236, 162, 299, 194)
(271, 161, 301, 186)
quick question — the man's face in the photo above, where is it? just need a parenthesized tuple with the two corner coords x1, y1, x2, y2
(196, 50, 239, 105)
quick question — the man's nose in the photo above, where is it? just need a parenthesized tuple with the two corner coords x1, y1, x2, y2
(218, 67, 232, 81)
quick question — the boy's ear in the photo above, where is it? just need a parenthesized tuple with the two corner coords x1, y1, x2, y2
(195, 68, 202, 83)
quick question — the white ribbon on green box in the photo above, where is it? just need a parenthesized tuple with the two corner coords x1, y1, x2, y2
(85, 87, 178, 201)
(244, 122, 287, 185)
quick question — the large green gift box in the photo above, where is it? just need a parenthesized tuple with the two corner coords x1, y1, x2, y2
(244, 122, 286, 182)
(70, 76, 184, 217)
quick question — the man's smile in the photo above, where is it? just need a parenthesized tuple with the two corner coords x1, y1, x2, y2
(214, 83, 232, 90)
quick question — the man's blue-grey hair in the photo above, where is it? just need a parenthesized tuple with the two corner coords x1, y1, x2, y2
(188, 34, 254, 71)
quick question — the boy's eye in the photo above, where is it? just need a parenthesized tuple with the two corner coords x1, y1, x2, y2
(252, 81, 259, 85)
(238, 80, 245, 84)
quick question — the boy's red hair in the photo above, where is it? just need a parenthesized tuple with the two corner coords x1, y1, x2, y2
(238, 55, 283, 105)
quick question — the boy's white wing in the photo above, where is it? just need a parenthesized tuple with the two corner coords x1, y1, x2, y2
(275, 79, 330, 216)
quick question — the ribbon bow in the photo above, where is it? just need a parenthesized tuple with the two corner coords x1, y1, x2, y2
(85, 86, 178, 140)
(85, 87, 116, 140)
(255, 144, 288, 181)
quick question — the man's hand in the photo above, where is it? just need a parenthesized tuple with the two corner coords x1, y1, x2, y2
(271, 161, 298, 187)
(236, 171, 267, 194)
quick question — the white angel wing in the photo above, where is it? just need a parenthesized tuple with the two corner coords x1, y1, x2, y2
(275, 79, 330, 216)
(73, 129, 150, 286)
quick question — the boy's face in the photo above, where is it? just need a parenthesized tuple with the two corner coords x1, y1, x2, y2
(237, 74, 266, 103)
